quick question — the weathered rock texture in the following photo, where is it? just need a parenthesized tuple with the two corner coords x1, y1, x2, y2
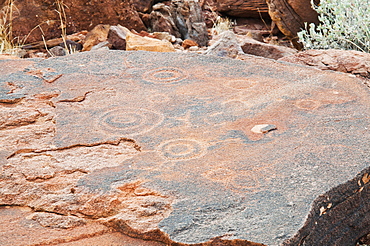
(266, 0, 319, 47)
(204, 30, 244, 58)
(149, 0, 209, 46)
(216, 0, 270, 18)
(279, 49, 370, 78)
(205, 31, 296, 60)
(126, 31, 175, 52)
(283, 167, 370, 246)
(238, 35, 297, 60)
(0, 51, 369, 245)
(0, 206, 165, 246)
(0, 0, 146, 43)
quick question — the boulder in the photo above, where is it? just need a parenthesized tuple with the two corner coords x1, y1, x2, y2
(204, 30, 244, 58)
(149, 0, 209, 47)
(126, 31, 175, 52)
(205, 31, 296, 60)
(200, 0, 218, 28)
(266, 0, 319, 48)
(171, 0, 209, 46)
(279, 49, 370, 78)
(149, 3, 181, 38)
(238, 35, 297, 60)
(216, 0, 269, 18)
(2, 0, 146, 43)
(82, 25, 111, 52)
(107, 25, 130, 50)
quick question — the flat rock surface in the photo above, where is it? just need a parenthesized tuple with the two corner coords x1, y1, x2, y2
(0, 50, 369, 245)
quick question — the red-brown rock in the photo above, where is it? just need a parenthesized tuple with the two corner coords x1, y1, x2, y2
(216, 0, 270, 18)
(266, 0, 319, 47)
(3, 0, 146, 43)
(107, 25, 129, 50)
(0, 206, 165, 246)
(238, 35, 297, 60)
(279, 49, 370, 78)
(200, 0, 218, 28)
(182, 39, 199, 49)
(131, 0, 155, 13)
(82, 24, 111, 51)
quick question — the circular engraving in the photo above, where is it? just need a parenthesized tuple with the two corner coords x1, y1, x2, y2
(99, 108, 163, 136)
(143, 67, 187, 84)
(159, 139, 205, 160)
(202, 168, 234, 182)
(226, 79, 258, 90)
(295, 99, 321, 110)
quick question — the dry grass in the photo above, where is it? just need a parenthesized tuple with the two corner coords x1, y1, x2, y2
(211, 16, 234, 35)
(0, 0, 20, 55)
(0, 0, 77, 57)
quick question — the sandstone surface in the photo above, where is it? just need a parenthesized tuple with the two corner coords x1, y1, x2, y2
(0, 50, 369, 245)
(279, 49, 370, 78)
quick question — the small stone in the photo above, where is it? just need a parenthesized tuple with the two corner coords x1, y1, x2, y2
(153, 32, 177, 43)
(182, 39, 199, 49)
(188, 46, 199, 52)
(90, 41, 111, 51)
(175, 38, 183, 45)
(49, 46, 66, 56)
(251, 124, 277, 134)
(107, 25, 130, 50)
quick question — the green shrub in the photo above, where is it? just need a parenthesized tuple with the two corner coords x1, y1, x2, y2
(298, 0, 370, 53)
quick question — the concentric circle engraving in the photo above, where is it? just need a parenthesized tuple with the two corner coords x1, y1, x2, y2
(143, 67, 187, 84)
(159, 139, 205, 160)
(99, 108, 163, 136)
(295, 99, 321, 110)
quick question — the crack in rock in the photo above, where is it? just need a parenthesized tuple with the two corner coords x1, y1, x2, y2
(6, 138, 140, 175)
(0, 98, 55, 130)
(58, 91, 92, 103)
(0, 97, 57, 155)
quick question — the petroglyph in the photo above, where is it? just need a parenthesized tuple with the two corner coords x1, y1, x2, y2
(0, 51, 369, 246)
(143, 67, 188, 84)
(98, 107, 164, 136)
(158, 139, 206, 160)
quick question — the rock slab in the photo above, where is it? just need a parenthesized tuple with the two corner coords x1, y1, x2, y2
(0, 51, 369, 246)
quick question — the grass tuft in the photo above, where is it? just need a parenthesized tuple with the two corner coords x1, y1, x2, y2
(211, 16, 234, 35)
(0, 0, 21, 55)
